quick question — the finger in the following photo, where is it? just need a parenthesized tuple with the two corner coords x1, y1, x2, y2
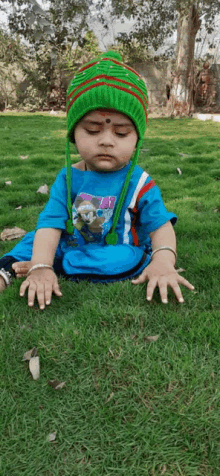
(14, 268, 28, 278)
(12, 261, 23, 270)
(158, 278, 168, 304)
(13, 261, 29, 271)
(178, 276, 195, 290)
(146, 277, 158, 302)
(36, 283, 46, 310)
(169, 280, 184, 303)
(44, 283, 54, 306)
(16, 273, 27, 278)
(27, 281, 38, 307)
(16, 269, 29, 278)
(131, 269, 149, 284)
(45, 282, 62, 306)
(52, 281, 63, 298)
(20, 279, 31, 296)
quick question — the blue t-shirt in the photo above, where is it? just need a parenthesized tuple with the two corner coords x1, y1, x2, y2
(36, 162, 177, 255)
(2, 162, 177, 279)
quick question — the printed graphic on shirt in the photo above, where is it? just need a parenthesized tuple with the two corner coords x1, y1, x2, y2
(72, 193, 116, 242)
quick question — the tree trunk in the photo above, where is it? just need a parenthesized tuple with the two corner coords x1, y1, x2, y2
(170, 2, 200, 114)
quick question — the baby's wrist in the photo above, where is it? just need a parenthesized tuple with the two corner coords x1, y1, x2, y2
(151, 249, 176, 266)
(26, 263, 54, 277)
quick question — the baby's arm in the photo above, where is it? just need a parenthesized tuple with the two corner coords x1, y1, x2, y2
(132, 221, 195, 303)
(17, 228, 62, 310)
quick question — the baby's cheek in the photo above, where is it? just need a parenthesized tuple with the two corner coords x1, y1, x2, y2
(81, 145, 92, 157)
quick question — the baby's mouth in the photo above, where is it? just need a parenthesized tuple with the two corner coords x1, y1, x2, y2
(96, 154, 115, 159)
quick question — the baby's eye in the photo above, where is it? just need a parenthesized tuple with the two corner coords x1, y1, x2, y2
(115, 132, 128, 137)
(85, 129, 100, 135)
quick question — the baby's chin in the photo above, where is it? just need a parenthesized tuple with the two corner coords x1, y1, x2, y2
(85, 159, 129, 172)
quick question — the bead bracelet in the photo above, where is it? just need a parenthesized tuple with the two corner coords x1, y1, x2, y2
(0, 268, 13, 286)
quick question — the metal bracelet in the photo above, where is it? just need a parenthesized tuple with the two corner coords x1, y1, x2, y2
(26, 264, 54, 277)
(151, 246, 177, 260)
(0, 268, 13, 286)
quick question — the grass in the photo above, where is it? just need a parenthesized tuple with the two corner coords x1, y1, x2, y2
(0, 113, 220, 476)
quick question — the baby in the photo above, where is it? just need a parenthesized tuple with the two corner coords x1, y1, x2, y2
(0, 51, 194, 308)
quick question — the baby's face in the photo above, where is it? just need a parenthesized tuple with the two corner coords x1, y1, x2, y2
(74, 109, 138, 172)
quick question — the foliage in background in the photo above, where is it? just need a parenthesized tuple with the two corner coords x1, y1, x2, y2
(0, 0, 92, 110)
(65, 30, 101, 73)
(18, 44, 67, 111)
(105, 39, 152, 64)
(1, 0, 89, 49)
(1, 0, 220, 112)
(98, 0, 220, 51)
(0, 29, 27, 110)
(96, 0, 220, 108)
(0, 27, 102, 111)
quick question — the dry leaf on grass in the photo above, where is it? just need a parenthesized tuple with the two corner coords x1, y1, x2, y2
(19, 155, 29, 160)
(23, 347, 38, 361)
(47, 431, 56, 442)
(106, 392, 114, 403)
(5, 181, 12, 185)
(144, 335, 159, 343)
(130, 334, 137, 340)
(48, 380, 66, 390)
(0, 227, 26, 241)
(37, 184, 49, 194)
(15, 206, 22, 210)
(177, 167, 182, 175)
(29, 356, 40, 380)
(161, 464, 167, 475)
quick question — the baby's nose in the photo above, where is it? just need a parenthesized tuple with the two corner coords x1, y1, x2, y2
(98, 130, 115, 146)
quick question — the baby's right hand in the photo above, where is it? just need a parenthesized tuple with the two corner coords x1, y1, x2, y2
(0, 276, 7, 292)
(19, 268, 62, 310)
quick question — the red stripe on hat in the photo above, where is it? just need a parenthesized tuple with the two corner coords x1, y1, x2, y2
(78, 61, 98, 73)
(77, 58, 141, 78)
(136, 181, 156, 205)
(67, 82, 147, 119)
(67, 75, 148, 107)
(101, 58, 141, 77)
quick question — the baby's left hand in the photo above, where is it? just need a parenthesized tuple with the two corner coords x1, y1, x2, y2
(12, 261, 32, 278)
(132, 259, 195, 304)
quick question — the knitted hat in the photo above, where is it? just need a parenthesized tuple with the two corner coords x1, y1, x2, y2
(65, 51, 148, 244)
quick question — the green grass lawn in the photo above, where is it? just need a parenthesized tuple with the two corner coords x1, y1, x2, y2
(0, 113, 220, 476)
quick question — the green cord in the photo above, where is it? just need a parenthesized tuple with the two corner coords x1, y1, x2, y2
(66, 135, 74, 234)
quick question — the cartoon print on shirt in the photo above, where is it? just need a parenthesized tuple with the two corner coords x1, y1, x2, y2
(74, 197, 105, 233)
(72, 193, 116, 242)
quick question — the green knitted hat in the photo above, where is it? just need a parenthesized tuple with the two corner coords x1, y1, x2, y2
(65, 51, 148, 244)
